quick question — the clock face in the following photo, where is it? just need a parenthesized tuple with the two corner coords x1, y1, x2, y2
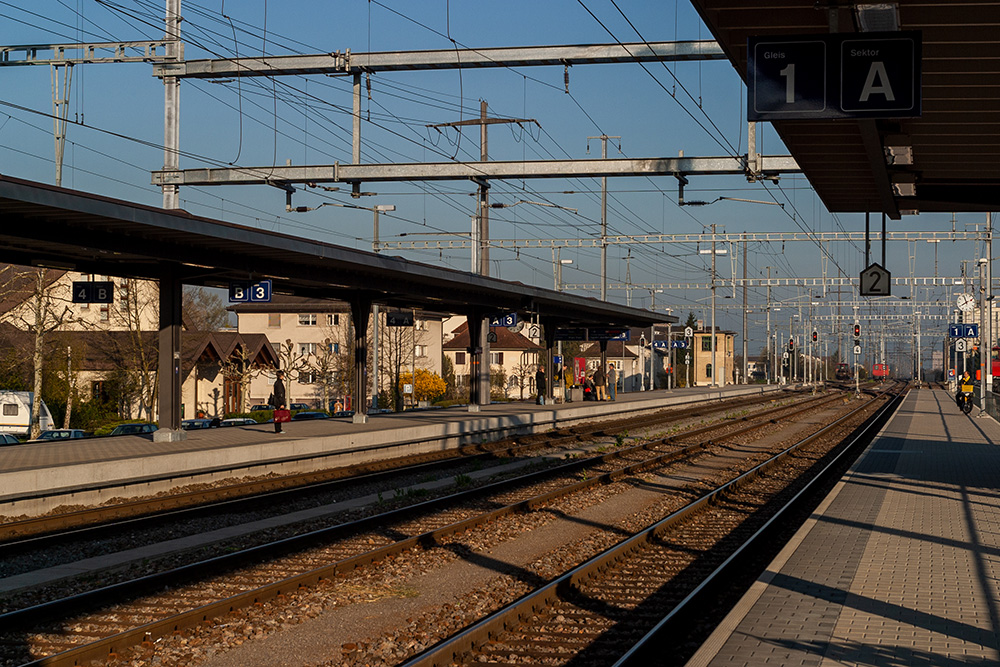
(958, 293, 976, 312)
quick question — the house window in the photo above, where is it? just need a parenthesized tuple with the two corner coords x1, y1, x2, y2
(299, 343, 317, 356)
(99, 304, 109, 321)
(299, 313, 317, 326)
(268, 313, 281, 328)
(490, 352, 504, 365)
(455, 352, 466, 366)
(327, 313, 340, 326)
(706, 364, 713, 378)
(328, 342, 340, 354)
(415, 344, 427, 358)
(415, 319, 427, 331)
(300, 371, 318, 384)
(702, 337, 713, 352)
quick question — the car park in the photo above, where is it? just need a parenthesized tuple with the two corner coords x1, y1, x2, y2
(221, 417, 258, 427)
(181, 419, 213, 430)
(110, 423, 158, 436)
(0, 433, 21, 445)
(33, 429, 88, 441)
(290, 411, 329, 421)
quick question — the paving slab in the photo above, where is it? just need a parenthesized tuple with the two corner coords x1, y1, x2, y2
(689, 388, 1000, 666)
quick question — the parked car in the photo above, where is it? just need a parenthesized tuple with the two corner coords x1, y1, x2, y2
(0, 433, 21, 445)
(249, 404, 274, 412)
(290, 411, 329, 421)
(289, 403, 310, 411)
(330, 410, 355, 418)
(221, 417, 258, 427)
(33, 429, 88, 441)
(110, 423, 158, 436)
(181, 419, 213, 430)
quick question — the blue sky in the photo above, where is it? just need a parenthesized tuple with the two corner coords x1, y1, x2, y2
(0, 1, 986, 367)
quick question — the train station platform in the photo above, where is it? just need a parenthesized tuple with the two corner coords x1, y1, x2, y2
(0, 383, 781, 517)
(688, 387, 1000, 666)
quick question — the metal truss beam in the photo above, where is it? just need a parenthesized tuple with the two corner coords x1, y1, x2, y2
(152, 41, 725, 78)
(563, 277, 982, 290)
(152, 155, 799, 187)
(0, 41, 177, 65)
(382, 230, 982, 250)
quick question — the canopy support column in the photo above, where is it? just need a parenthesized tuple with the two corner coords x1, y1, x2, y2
(351, 296, 372, 424)
(154, 267, 185, 442)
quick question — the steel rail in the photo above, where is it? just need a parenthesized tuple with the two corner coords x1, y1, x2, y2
(398, 385, 902, 667)
(613, 385, 905, 666)
(5, 392, 836, 666)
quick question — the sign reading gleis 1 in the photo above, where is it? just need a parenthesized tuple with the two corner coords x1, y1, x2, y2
(748, 31, 921, 120)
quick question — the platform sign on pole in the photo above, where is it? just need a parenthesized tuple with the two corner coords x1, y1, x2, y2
(963, 324, 979, 339)
(684, 326, 694, 338)
(854, 344, 862, 355)
(956, 339, 967, 352)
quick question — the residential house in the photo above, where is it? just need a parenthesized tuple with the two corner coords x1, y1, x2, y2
(231, 296, 444, 410)
(442, 318, 543, 400)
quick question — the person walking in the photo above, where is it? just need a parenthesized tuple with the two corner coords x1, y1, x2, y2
(593, 364, 607, 401)
(270, 370, 287, 433)
(535, 365, 546, 405)
(607, 363, 617, 400)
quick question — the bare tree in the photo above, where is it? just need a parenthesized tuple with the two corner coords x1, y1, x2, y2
(105, 279, 158, 421)
(183, 286, 230, 331)
(219, 344, 266, 413)
(5, 268, 75, 438)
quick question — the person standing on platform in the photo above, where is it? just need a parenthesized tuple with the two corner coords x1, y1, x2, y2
(270, 370, 287, 433)
(593, 364, 607, 401)
(607, 363, 617, 400)
(535, 365, 546, 405)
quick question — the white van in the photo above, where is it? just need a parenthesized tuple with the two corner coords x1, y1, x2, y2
(0, 391, 54, 437)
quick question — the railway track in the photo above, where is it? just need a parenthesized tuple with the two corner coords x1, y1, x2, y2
(0, 390, 793, 542)
(404, 383, 904, 667)
(0, 386, 869, 667)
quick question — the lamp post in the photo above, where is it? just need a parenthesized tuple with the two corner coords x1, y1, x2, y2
(699, 225, 727, 387)
(647, 289, 662, 390)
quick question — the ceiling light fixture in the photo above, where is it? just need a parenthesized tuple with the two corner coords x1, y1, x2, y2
(855, 3, 900, 32)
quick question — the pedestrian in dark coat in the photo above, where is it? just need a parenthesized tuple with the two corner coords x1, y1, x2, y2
(271, 370, 286, 433)
(535, 365, 546, 405)
(593, 365, 607, 401)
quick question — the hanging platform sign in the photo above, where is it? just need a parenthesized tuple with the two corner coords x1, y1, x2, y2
(860, 262, 891, 296)
(748, 31, 921, 121)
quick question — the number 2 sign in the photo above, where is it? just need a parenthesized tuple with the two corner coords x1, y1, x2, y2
(859, 263, 891, 297)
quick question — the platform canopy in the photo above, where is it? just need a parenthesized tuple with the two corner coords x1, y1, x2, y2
(0, 175, 670, 328)
(690, 0, 1000, 218)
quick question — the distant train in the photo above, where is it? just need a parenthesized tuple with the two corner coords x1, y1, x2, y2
(872, 363, 889, 380)
(835, 363, 851, 381)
